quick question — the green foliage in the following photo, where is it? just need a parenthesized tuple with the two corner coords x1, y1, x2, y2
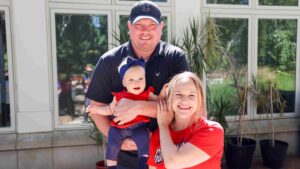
(208, 87, 233, 132)
(113, 16, 130, 45)
(89, 117, 104, 146)
(259, 0, 298, 6)
(56, 14, 108, 75)
(258, 19, 297, 72)
(178, 16, 224, 78)
(207, 0, 248, 4)
(216, 18, 248, 71)
(275, 71, 295, 91)
(273, 30, 296, 71)
(88, 117, 106, 165)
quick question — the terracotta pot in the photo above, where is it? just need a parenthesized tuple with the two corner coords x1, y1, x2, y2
(96, 160, 107, 169)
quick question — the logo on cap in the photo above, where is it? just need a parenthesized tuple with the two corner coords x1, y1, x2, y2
(142, 4, 151, 12)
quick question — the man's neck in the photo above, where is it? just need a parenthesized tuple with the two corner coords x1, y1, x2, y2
(134, 50, 154, 60)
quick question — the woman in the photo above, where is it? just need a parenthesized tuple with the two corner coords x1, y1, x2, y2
(148, 72, 224, 169)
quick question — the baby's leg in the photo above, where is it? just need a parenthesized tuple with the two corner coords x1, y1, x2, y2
(106, 127, 123, 167)
(131, 127, 149, 169)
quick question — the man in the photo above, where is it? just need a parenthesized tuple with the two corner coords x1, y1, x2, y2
(86, 1, 188, 168)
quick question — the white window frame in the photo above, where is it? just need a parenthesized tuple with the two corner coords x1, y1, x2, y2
(201, 0, 300, 121)
(50, 0, 111, 4)
(49, 0, 175, 129)
(50, 8, 112, 129)
(254, 15, 300, 119)
(202, 13, 253, 121)
(0, 5, 16, 133)
(115, 0, 171, 7)
(255, 0, 300, 9)
(202, 0, 252, 9)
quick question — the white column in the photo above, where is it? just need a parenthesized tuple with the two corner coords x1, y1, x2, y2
(174, 0, 201, 40)
(12, 0, 52, 133)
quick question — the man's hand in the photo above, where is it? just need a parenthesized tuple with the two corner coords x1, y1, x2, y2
(113, 98, 139, 125)
(159, 83, 169, 99)
(120, 138, 137, 150)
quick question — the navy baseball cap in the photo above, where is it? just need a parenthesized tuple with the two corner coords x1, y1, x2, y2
(129, 1, 161, 24)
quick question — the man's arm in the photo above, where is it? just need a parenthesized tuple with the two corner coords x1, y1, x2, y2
(87, 100, 111, 137)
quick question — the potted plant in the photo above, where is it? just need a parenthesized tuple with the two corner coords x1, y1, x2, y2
(88, 117, 107, 169)
(223, 70, 257, 169)
(254, 78, 288, 169)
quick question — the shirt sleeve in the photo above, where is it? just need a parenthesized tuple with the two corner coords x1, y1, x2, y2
(86, 56, 113, 104)
(170, 49, 189, 77)
(189, 123, 224, 157)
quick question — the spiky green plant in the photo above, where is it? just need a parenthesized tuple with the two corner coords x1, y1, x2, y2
(112, 24, 129, 46)
(179, 15, 224, 79)
(88, 117, 106, 166)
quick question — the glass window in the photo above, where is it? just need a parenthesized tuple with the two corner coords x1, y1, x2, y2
(259, 0, 298, 6)
(118, 15, 168, 44)
(207, 0, 249, 5)
(55, 14, 108, 124)
(207, 18, 248, 116)
(0, 11, 10, 128)
(257, 19, 297, 113)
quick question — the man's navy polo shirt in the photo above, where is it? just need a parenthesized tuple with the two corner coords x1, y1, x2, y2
(86, 40, 189, 130)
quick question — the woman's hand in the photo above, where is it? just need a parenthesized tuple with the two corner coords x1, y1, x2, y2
(157, 99, 174, 128)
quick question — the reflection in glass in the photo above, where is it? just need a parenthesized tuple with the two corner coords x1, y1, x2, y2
(258, 19, 297, 113)
(55, 14, 108, 124)
(207, 0, 248, 5)
(259, 0, 298, 6)
(207, 18, 248, 116)
(0, 11, 10, 127)
(118, 15, 168, 44)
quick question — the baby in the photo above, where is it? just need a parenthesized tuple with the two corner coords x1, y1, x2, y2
(88, 57, 158, 169)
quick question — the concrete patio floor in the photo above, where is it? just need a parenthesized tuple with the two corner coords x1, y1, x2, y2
(221, 155, 300, 169)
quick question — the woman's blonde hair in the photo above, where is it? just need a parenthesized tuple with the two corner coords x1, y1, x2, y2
(166, 72, 207, 123)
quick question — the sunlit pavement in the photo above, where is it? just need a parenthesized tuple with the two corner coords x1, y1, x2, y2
(221, 155, 300, 169)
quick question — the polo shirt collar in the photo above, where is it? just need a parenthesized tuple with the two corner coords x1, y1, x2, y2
(127, 40, 163, 61)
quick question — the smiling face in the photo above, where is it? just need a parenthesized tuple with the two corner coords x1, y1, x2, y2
(166, 72, 207, 124)
(171, 77, 199, 120)
(122, 65, 146, 95)
(128, 18, 164, 59)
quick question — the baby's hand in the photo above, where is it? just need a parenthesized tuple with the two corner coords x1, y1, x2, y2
(86, 105, 113, 116)
(86, 105, 98, 116)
